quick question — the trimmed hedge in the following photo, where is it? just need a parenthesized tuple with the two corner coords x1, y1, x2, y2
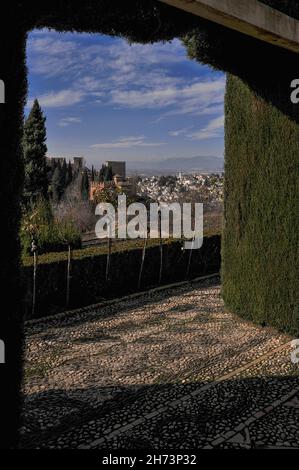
(222, 75, 299, 335)
(23, 235, 221, 320)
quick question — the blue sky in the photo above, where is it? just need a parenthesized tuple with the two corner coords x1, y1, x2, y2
(26, 29, 225, 168)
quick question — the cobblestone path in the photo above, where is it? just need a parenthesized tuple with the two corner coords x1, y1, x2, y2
(21, 277, 299, 449)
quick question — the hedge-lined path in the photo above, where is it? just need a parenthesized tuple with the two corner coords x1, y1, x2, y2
(21, 277, 299, 449)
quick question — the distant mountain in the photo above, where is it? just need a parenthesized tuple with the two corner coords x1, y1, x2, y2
(127, 155, 224, 176)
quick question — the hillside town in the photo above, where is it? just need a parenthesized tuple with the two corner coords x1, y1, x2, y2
(45, 154, 224, 207)
(20, 98, 224, 252)
(136, 173, 224, 204)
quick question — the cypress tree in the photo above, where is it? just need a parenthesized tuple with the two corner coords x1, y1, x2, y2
(81, 168, 90, 201)
(66, 160, 73, 187)
(61, 158, 67, 190)
(105, 165, 113, 181)
(91, 165, 95, 182)
(99, 164, 105, 183)
(51, 162, 64, 203)
(22, 99, 48, 205)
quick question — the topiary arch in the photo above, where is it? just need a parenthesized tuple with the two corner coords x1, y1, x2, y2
(0, 0, 298, 448)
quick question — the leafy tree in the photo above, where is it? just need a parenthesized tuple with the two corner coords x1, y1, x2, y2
(93, 186, 121, 208)
(22, 99, 48, 205)
(98, 164, 114, 182)
(20, 198, 81, 256)
(159, 176, 167, 186)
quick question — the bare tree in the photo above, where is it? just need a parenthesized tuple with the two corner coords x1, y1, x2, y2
(54, 173, 96, 233)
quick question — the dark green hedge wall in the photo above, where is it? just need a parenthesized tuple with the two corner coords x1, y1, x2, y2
(223, 75, 299, 335)
(23, 235, 221, 320)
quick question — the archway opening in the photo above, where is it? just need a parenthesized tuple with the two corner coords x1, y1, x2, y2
(0, 0, 298, 449)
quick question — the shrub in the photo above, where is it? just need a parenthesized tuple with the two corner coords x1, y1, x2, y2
(21, 199, 81, 256)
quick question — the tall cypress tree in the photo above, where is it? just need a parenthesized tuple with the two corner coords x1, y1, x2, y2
(51, 162, 64, 203)
(61, 158, 67, 190)
(65, 160, 73, 187)
(99, 164, 105, 183)
(105, 165, 113, 181)
(23, 99, 48, 205)
(81, 168, 90, 201)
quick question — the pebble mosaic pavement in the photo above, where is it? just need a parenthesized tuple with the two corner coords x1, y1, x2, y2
(21, 277, 299, 449)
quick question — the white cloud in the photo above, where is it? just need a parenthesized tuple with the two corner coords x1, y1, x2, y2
(27, 32, 225, 117)
(58, 117, 82, 127)
(90, 136, 166, 149)
(110, 78, 225, 111)
(169, 127, 191, 137)
(27, 36, 185, 82)
(188, 115, 224, 140)
(27, 89, 85, 108)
